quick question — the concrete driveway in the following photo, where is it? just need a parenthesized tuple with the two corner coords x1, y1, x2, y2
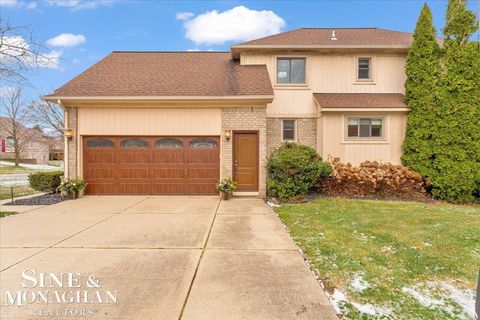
(0, 196, 337, 320)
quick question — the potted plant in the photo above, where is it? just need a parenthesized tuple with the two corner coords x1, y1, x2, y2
(216, 178, 237, 200)
(57, 178, 86, 199)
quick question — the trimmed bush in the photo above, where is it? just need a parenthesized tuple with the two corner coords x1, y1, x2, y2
(267, 143, 331, 200)
(29, 171, 64, 193)
(318, 158, 428, 199)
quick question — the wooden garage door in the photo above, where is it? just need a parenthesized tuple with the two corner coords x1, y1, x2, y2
(83, 136, 219, 195)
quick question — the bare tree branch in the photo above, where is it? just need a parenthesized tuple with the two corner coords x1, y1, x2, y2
(29, 98, 64, 136)
(0, 18, 56, 86)
(0, 87, 36, 165)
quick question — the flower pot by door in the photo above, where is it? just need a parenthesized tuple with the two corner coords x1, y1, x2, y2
(69, 191, 79, 199)
(222, 191, 230, 200)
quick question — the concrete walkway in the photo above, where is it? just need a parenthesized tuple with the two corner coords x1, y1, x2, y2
(0, 196, 337, 320)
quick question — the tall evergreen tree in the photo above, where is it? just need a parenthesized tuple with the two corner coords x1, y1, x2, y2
(401, 3, 440, 178)
(431, 0, 480, 201)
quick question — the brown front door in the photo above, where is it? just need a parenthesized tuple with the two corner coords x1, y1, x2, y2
(83, 136, 219, 195)
(233, 132, 259, 191)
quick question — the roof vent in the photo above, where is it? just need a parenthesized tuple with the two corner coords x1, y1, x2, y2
(331, 30, 337, 41)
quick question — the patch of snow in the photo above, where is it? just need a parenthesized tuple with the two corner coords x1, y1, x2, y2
(327, 288, 392, 317)
(403, 281, 475, 319)
(266, 200, 280, 207)
(350, 272, 370, 293)
(402, 286, 444, 308)
(439, 281, 476, 319)
(329, 288, 347, 314)
(351, 302, 392, 316)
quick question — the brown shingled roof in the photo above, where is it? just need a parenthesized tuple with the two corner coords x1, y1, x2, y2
(236, 28, 413, 47)
(313, 93, 408, 109)
(45, 52, 273, 98)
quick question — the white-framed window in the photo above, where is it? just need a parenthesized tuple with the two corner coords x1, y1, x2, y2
(6, 136, 14, 151)
(276, 58, 306, 84)
(282, 119, 296, 141)
(357, 57, 372, 80)
(346, 117, 383, 139)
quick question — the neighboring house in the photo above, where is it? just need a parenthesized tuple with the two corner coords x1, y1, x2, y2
(43, 28, 411, 196)
(0, 117, 64, 164)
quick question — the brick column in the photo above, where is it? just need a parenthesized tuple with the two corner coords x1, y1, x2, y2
(66, 107, 78, 178)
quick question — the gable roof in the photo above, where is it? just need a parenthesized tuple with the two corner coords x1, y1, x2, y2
(313, 93, 409, 110)
(237, 28, 413, 46)
(231, 28, 413, 58)
(44, 52, 273, 101)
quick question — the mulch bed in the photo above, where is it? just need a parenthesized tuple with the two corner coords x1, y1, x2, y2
(4, 193, 70, 206)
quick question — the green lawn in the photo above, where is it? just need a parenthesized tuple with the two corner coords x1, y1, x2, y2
(0, 165, 40, 174)
(0, 211, 17, 218)
(0, 186, 39, 201)
(276, 198, 479, 319)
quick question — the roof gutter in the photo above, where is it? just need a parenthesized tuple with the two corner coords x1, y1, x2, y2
(231, 44, 411, 58)
(320, 107, 410, 112)
(42, 95, 275, 104)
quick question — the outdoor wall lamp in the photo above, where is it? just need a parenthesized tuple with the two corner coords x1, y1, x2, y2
(64, 129, 74, 140)
(224, 129, 231, 141)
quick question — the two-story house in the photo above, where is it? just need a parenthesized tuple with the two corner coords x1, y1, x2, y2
(0, 117, 64, 164)
(43, 28, 411, 196)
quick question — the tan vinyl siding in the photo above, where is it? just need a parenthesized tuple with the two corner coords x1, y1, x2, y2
(320, 111, 407, 165)
(77, 107, 222, 136)
(240, 53, 406, 117)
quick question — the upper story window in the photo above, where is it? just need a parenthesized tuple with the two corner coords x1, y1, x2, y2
(347, 117, 383, 139)
(282, 119, 296, 141)
(357, 57, 372, 80)
(277, 58, 306, 84)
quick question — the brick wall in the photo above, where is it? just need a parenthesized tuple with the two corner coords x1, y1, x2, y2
(266, 118, 317, 155)
(221, 106, 267, 196)
(66, 107, 78, 178)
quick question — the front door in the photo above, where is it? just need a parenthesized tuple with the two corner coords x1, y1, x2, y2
(233, 132, 259, 191)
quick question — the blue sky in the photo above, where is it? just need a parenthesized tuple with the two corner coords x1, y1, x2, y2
(1, 0, 478, 100)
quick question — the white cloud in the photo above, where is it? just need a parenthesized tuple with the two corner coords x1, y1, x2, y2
(0, 0, 18, 7)
(0, 36, 61, 69)
(46, 0, 116, 10)
(46, 33, 86, 47)
(176, 12, 194, 21)
(38, 50, 62, 69)
(180, 6, 285, 46)
(0, 0, 37, 9)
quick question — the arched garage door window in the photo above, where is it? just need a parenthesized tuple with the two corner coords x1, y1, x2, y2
(86, 138, 114, 148)
(120, 138, 148, 148)
(155, 138, 183, 148)
(189, 138, 217, 149)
